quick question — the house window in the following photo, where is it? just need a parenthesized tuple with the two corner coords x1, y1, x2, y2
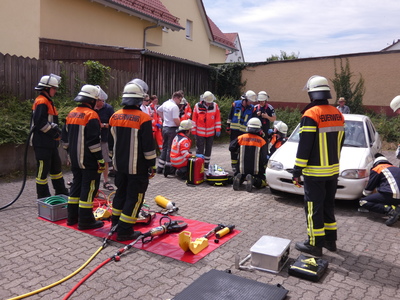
(186, 20, 193, 40)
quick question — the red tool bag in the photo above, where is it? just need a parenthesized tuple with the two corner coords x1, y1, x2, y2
(187, 156, 204, 185)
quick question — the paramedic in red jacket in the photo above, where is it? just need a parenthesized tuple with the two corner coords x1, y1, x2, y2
(170, 120, 194, 180)
(192, 91, 221, 169)
(109, 80, 157, 241)
(31, 74, 68, 199)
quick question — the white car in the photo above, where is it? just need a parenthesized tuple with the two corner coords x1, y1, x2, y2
(266, 114, 382, 200)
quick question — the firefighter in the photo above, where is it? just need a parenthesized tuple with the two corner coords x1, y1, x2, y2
(62, 85, 105, 230)
(292, 75, 345, 257)
(389, 95, 400, 164)
(170, 120, 194, 180)
(109, 80, 156, 241)
(226, 90, 257, 172)
(254, 91, 276, 142)
(192, 91, 221, 169)
(268, 121, 288, 158)
(31, 74, 69, 199)
(359, 154, 400, 226)
(229, 117, 268, 192)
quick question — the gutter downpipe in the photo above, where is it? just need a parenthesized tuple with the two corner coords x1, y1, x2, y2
(143, 22, 160, 49)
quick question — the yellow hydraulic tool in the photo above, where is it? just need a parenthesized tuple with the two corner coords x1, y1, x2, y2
(179, 224, 225, 254)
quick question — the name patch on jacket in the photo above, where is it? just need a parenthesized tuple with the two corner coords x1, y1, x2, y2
(112, 114, 140, 122)
(320, 114, 343, 122)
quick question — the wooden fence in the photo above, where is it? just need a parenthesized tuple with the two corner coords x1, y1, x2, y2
(0, 52, 136, 101)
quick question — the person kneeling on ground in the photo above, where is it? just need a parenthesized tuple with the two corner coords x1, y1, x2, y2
(359, 153, 400, 226)
(229, 117, 268, 192)
(169, 120, 194, 180)
(268, 120, 288, 158)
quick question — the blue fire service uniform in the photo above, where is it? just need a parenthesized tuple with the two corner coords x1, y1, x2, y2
(293, 100, 345, 248)
(227, 100, 255, 169)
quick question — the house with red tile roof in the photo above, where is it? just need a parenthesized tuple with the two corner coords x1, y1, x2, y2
(225, 33, 245, 63)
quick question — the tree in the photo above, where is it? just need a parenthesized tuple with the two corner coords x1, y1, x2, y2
(331, 58, 365, 114)
(266, 50, 299, 62)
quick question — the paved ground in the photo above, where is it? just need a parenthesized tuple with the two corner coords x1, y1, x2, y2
(1, 144, 400, 300)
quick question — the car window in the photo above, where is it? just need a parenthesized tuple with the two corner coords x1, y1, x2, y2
(365, 119, 375, 146)
(344, 121, 366, 147)
(289, 120, 367, 147)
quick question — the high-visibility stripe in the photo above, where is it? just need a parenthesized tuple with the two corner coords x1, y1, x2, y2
(324, 222, 337, 231)
(382, 168, 400, 198)
(50, 172, 63, 180)
(306, 201, 315, 245)
(68, 197, 79, 204)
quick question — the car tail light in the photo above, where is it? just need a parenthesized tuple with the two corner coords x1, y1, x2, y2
(341, 169, 368, 179)
(267, 160, 283, 171)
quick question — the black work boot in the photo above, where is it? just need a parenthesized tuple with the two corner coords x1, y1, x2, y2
(233, 173, 242, 191)
(156, 167, 164, 174)
(52, 177, 69, 196)
(37, 184, 51, 199)
(245, 174, 253, 193)
(295, 240, 322, 257)
(117, 222, 142, 241)
(78, 207, 104, 230)
(67, 203, 79, 226)
(323, 241, 337, 252)
(386, 206, 400, 226)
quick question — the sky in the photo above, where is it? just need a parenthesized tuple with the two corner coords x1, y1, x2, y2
(202, 0, 400, 62)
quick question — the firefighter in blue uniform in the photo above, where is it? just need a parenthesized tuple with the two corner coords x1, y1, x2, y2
(62, 85, 105, 230)
(31, 74, 68, 199)
(292, 75, 345, 257)
(359, 154, 400, 226)
(109, 80, 157, 241)
(226, 90, 257, 172)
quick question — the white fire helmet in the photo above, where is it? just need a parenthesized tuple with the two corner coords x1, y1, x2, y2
(121, 80, 148, 106)
(274, 121, 288, 135)
(35, 74, 61, 90)
(127, 78, 148, 94)
(257, 91, 269, 102)
(246, 117, 262, 133)
(242, 90, 257, 102)
(96, 85, 108, 101)
(203, 91, 216, 103)
(178, 119, 194, 131)
(74, 84, 101, 102)
(390, 95, 400, 113)
(305, 75, 332, 101)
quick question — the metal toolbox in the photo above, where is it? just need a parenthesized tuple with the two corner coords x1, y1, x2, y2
(249, 235, 291, 273)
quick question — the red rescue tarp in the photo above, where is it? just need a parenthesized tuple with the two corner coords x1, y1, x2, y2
(39, 214, 240, 264)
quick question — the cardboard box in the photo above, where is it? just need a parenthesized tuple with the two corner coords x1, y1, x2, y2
(250, 235, 291, 273)
(37, 195, 68, 221)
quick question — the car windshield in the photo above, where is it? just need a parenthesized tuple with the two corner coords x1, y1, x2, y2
(288, 120, 366, 147)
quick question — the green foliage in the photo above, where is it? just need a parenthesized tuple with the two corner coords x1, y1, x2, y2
(0, 95, 32, 144)
(266, 50, 300, 62)
(274, 107, 302, 136)
(331, 58, 366, 114)
(367, 111, 400, 144)
(210, 63, 246, 98)
(84, 60, 111, 88)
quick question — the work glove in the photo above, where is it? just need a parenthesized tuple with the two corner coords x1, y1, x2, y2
(50, 123, 62, 141)
(226, 126, 231, 134)
(148, 166, 156, 179)
(215, 131, 221, 137)
(156, 123, 162, 129)
(97, 159, 106, 174)
(396, 145, 400, 159)
(196, 154, 205, 159)
(290, 166, 303, 188)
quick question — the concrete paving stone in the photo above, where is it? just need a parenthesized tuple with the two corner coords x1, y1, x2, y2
(2, 145, 400, 299)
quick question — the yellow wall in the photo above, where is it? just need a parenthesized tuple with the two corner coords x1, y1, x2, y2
(0, 0, 40, 58)
(151, 0, 224, 65)
(41, 0, 162, 50)
(242, 52, 400, 108)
